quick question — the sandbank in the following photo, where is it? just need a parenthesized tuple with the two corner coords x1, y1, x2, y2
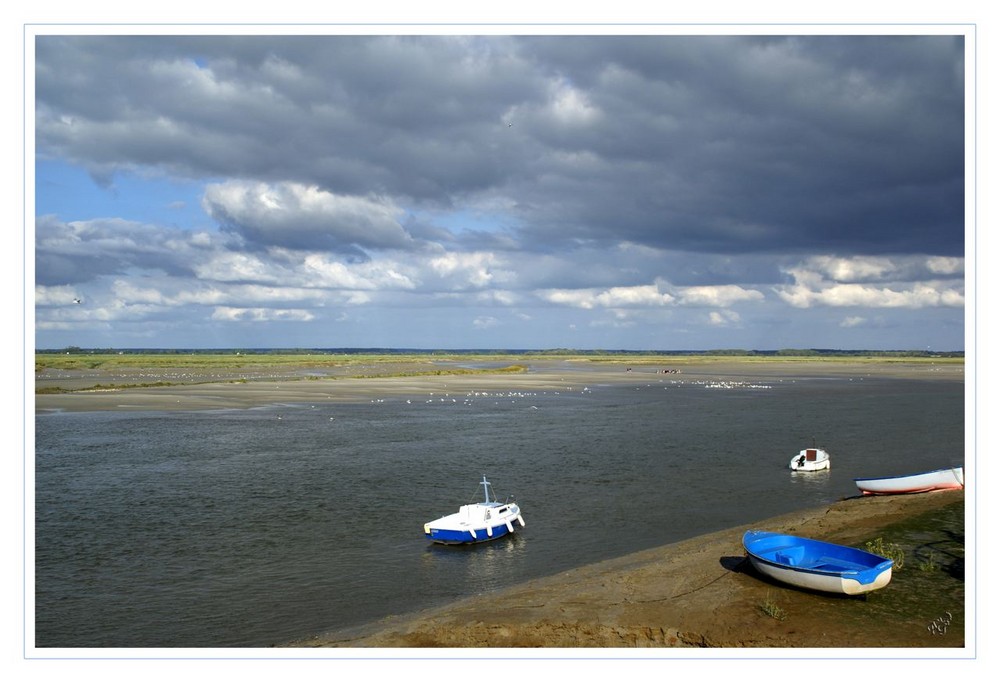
(285, 489, 966, 649)
(34, 357, 964, 413)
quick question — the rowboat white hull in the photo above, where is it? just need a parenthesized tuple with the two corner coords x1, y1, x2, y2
(854, 466, 964, 495)
(742, 530, 894, 595)
(745, 555, 893, 595)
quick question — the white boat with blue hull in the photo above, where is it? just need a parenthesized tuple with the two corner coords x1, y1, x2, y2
(742, 530, 894, 595)
(424, 475, 526, 545)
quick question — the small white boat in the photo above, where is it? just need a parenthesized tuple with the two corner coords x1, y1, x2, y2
(742, 530, 894, 595)
(789, 447, 830, 472)
(854, 466, 964, 496)
(424, 475, 526, 545)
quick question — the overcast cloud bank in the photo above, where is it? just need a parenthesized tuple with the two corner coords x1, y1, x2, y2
(34, 33, 967, 350)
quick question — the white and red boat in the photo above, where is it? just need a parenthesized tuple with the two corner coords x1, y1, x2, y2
(853, 466, 964, 495)
(789, 447, 830, 472)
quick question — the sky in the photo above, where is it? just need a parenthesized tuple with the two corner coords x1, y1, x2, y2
(30, 30, 970, 351)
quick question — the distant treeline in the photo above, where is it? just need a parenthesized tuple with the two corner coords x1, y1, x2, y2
(38, 346, 964, 358)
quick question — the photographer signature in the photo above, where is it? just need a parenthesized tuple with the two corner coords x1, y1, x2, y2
(927, 612, 953, 635)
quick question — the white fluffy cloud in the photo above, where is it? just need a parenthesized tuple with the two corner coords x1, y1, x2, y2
(806, 256, 897, 282)
(708, 310, 741, 326)
(303, 254, 417, 291)
(676, 285, 764, 307)
(776, 278, 964, 309)
(202, 181, 413, 252)
(540, 284, 675, 309)
(540, 282, 765, 311)
(775, 255, 965, 309)
(210, 307, 315, 322)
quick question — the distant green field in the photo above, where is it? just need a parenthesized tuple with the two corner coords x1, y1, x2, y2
(33, 351, 963, 396)
(34, 351, 963, 372)
(33, 353, 537, 394)
(35, 352, 410, 372)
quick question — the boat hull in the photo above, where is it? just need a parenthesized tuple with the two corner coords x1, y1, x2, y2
(854, 466, 964, 495)
(424, 520, 517, 545)
(742, 530, 893, 595)
(424, 504, 525, 545)
(790, 461, 830, 472)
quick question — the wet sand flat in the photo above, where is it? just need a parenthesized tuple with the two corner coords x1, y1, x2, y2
(34, 358, 964, 413)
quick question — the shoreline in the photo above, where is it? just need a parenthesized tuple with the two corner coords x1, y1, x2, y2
(34, 358, 964, 413)
(284, 489, 966, 650)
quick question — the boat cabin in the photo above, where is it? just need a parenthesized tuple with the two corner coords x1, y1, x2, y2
(458, 502, 507, 522)
(789, 446, 831, 471)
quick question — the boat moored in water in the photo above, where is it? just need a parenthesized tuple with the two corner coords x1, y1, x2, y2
(853, 466, 964, 496)
(789, 447, 831, 472)
(424, 475, 526, 545)
(742, 530, 893, 595)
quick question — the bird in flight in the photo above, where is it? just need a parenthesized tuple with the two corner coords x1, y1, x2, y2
(73, 298, 82, 304)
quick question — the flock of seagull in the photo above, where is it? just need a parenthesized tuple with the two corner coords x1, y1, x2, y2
(351, 379, 778, 412)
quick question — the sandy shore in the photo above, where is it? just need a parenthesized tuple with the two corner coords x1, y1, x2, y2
(34, 357, 964, 413)
(282, 490, 965, 650)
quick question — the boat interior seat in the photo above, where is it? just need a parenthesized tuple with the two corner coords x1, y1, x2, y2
(770, 545, 805, 566)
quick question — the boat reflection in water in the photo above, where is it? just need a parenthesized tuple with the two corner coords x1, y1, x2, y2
(422, 531, 528, 591)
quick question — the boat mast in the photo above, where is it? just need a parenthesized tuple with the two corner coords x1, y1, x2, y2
(481, 475, 491, 504)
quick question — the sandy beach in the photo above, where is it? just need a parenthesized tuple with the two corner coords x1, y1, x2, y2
(283, 489, 965, 649)
(33, 356, 969, 650)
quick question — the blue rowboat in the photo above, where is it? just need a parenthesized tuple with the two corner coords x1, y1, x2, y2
(854, 466, 964, 496)
(424, 475, 526, 545)
(742, 530, 893, 595)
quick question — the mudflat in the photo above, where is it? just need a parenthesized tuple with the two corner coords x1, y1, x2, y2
(34, 356, 964, 413)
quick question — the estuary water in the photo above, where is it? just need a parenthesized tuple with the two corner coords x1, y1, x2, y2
(34, 370, 965, 648)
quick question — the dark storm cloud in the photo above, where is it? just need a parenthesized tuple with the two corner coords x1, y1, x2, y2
(36, 35, 540, 198)
(35, 214, 223, 286)
(35, 33, 965, 259)
(507, 35, 965, 255)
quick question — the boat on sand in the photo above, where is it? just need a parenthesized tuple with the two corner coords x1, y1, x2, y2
(853, 466, 964, 496)
(742, 530, 893, 595)
(424, 475, 525, 545)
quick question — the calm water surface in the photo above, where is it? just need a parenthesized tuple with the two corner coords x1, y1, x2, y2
(34, 371, 964, 647)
